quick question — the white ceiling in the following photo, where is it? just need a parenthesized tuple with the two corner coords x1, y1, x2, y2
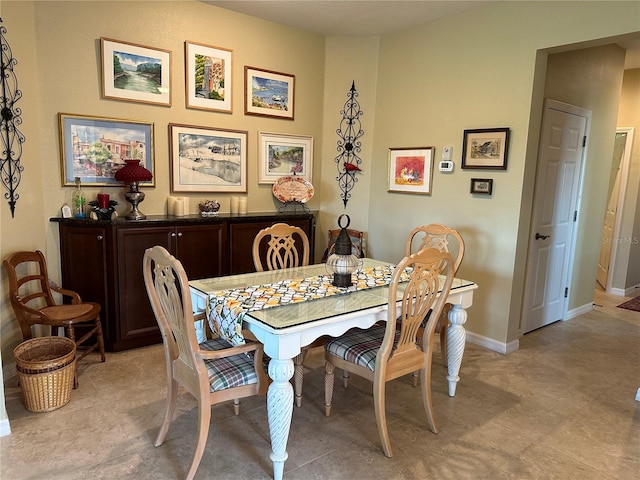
(205, 0, 640, 69)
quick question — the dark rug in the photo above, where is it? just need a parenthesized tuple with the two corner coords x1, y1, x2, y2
(617, 295, 640, 312)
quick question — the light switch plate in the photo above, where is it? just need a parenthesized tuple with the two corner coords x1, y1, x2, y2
(442, 145, 453, 161)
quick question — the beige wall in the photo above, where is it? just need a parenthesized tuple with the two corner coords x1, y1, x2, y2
(615, 68, 640, 290)
(366, 1, 638, 345)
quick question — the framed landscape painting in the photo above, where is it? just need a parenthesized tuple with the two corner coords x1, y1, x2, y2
(461, 128, 510, 169)
(101, 37, 171, 106)
(59, 113, 155, 187)
(185, 41, 233, 113)
(244, 66, 295, 120)
(388, 147, 434, 195)
(258, 132, 313, 184)
(169, 123, 247, 193)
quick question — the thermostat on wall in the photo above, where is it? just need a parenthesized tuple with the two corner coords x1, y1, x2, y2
(439, 160, 454, 172)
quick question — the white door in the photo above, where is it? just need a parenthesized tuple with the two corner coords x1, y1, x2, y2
(522, 100, 589, 334)
(596, 132, 628, 288)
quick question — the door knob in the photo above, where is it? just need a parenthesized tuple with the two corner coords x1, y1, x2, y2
(535, 232, 550, 240)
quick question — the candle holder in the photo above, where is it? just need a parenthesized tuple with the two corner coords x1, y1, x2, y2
(88, 200, 118, 220)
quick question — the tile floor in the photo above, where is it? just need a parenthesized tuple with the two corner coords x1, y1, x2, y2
(1, 288, 639, 479)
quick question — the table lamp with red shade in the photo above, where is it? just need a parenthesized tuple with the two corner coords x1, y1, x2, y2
(114, 159, 153, 220)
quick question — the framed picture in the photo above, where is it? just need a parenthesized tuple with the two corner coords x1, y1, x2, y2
(258, 132, 313, 184)
(470, 178, 494, 195)
(244, 66, 295, 120)
(185, 41, 233, 113)
(461, 128, 510, 169)
(169, 123, 247, 193)
(100, 37, 171, 106)
(58, 113, 155, 187)
(388, 147, 435, 195)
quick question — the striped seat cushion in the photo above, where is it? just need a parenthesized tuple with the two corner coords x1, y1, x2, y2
(325, 326, 399, 372)
(200, 338, 259, 392)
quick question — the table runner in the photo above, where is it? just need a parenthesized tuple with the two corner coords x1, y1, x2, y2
(207, 264, 410, 345)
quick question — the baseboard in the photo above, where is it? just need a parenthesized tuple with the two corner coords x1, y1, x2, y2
(608, 284, 640, 297)
(0, 418, 11, 437)
(566, 302, 593, 320)
(466, 331, 519, 354)
(625, 284, 640, 297)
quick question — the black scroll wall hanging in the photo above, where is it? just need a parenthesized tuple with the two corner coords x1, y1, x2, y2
(1, 18, 25, 218)
(334, 81, 363, 208)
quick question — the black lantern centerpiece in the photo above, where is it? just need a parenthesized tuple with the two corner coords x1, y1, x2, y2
(325, 214, 361, 287)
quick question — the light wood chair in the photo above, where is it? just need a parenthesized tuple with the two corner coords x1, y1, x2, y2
(252, 222, 315, 407)
(324, 247, 455, 457)
(252, 222, 310, 272)
(143, 246, 268, 480)
(405, 223, 465, 372)
(3, 250, 105, 388)
(321, 227, 365, 262)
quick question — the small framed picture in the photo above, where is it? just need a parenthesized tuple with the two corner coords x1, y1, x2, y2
(461, 128, 510, 170)
(100, 38, 171, 106)
(185, 41, 232, 113)
(470, 178, 494, 195)
(244, 66, 295, 120)
(258, 132, 313, 184)
(58, 113, 155, 187)
(169, 123, 247, 193)
(388, 147, 435, 195)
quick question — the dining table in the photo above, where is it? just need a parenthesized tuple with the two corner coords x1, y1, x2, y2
(189, 258, 478, 480)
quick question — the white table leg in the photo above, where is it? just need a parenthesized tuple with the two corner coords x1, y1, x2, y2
(267, 358, 295, 480)
(446, 303, 467, 396)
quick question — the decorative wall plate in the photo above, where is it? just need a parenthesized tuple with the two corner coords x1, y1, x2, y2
(272, 176, 314, 203)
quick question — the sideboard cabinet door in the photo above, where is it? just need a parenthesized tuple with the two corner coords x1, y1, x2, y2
(175, 224, 228, 279)
(115, 226, 173, 351)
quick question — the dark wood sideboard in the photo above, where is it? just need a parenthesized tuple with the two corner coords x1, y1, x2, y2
(52, 212, 316, 352)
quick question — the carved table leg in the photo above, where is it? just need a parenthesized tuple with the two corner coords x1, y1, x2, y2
(267, 358, 295, 480)
(446, 303, 467, 397)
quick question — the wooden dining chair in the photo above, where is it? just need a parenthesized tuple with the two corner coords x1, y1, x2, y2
(405, 223, 465, 371)
(252, 222, 310, 272)
(252, 222, 314, 407)
(3, 250, 105, 388)
(324, 247, 455, 457)
(143, 246, 268, 480)
(321, 227, 365, 262)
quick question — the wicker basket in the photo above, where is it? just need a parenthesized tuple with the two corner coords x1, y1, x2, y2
(14, 337, 76, 412)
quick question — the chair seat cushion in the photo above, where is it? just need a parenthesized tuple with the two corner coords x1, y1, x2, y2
(40, 303, 100, 322)
(200, 338, 259, 392)
(325, 326, 399, 372)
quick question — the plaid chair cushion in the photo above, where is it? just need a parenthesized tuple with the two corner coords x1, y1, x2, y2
(200, 338, 259, 392)
(325, 326, 400, 372)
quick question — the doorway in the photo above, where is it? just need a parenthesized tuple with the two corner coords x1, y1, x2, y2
(596, 127, 635, 292)
(521, 99, 590, 334)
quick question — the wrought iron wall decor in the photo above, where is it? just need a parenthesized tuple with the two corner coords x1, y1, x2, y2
(1, 18, 25, 218)
(334, 81, 363, 208)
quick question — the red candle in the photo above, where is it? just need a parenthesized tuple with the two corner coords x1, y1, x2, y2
(98, 193, 109, 209)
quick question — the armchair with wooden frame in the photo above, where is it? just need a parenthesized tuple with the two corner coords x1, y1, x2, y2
(3, 250, 105, 388)
(143, 246, 268, 480)
(324, 247, 455, 457)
